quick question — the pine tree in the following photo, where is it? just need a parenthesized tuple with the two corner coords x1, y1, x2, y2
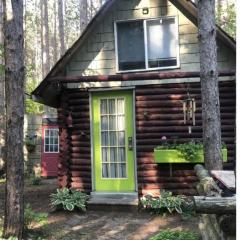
(2, 0, 25, 238)
(198, 0, 223, 170)
(58, 0, 65, 56)
(0, 0, 5, 172)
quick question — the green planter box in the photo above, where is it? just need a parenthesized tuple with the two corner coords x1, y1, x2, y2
(154, 148, 227, 163)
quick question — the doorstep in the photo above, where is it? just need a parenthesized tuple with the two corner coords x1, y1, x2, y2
(87, 192, 139, 212)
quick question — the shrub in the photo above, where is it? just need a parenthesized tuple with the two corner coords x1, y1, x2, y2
(24, 204, 48, 230)
(50, 188, 88, 211)
(140, 190, 185, 214)
(28, 175, 42, 185)
(149, 229, 199, 240)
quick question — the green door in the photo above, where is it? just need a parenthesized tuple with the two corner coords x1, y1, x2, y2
(92, 91, 135, 192)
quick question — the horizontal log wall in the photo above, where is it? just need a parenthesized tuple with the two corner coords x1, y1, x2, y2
(135, 81, 236, 196)
(57, 92, 71, 188)
(57, 80, 235, 196)
(62, 89, 92, 193)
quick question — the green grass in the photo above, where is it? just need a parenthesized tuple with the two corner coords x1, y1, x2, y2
(149, 229, 199, 240)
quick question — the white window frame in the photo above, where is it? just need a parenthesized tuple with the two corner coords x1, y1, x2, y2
(114, 16, 180, 73)
(99, 97, 128, 179)
(44, 128, 59, 153)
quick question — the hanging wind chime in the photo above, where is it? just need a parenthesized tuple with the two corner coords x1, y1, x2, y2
(182, 92, 196, 134)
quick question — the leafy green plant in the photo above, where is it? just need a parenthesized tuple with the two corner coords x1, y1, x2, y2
(140, 190, 185, 214)
(175, 141, 203, 162)
(50, 188, 88, 211)
(24, 137, 37, 152)
(24, 204, 48, 230)
(149, 229, 199, 240)
(28, 175, 42, 185)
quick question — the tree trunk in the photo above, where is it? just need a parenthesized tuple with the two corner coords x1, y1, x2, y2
(79, 0, 88, 33)
(198, 0, 223, 170)
(53, 0, 58, 63)
(40, 0, 44, 79)
(0, 0, 6, 172)
(58, 0, 65, 56)
(2, 0, 24, 238)
(42, 0, 50, 77)
(194, 196, 236, 214)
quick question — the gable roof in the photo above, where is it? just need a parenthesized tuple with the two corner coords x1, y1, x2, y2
(32, 0, 236, 107)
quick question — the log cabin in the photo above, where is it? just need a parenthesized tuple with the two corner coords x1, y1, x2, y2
(32, 0, 236, 197)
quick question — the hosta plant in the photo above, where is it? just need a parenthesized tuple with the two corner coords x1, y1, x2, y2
(140, 190, 185, 214)
(50, 188, 88, 211)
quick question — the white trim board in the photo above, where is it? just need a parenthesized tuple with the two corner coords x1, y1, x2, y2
(66, 76, 235, 89)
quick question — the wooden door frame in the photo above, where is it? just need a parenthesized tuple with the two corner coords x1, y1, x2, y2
(89, 88, 138, 192)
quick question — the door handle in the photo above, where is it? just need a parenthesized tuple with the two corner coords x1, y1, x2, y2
(128, 137, 133, 151)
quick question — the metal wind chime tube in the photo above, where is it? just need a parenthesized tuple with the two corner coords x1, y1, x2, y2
(183, 93, 196, 134)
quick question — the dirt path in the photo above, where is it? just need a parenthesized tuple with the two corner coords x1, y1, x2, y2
(0, 179, 200, 240)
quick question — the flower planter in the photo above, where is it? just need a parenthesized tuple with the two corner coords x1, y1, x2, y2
(154, 148, 227, 163)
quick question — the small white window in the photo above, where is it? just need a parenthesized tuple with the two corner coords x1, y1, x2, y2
(44, 129, 59, 153)
(115, 16, 179, 72)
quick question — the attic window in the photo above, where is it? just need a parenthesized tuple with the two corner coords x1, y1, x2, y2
(115, 16, 180, 72)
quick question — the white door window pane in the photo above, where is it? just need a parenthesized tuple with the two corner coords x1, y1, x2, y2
(45, 145, 49, 152)
(101, 116, 108, 130)
(118, 147, 125, 162)
(117, 116, 125, 130)
(102, 147, 108, 162)
(117, 20, 145, 71)
(101, 131, 108, 146)
(100, 99, 108, 114)
(100, 97, 127, 178)
(119, 164, 126, 178)
(109, 115, 116, 130)
(110, 163, 117, 178)
(109, 132, 117, 146)
(108, 99, 116, 114)
(102, 163, 108, 178)
(118, 131, 125, 146)
(117, 98, 124, 114)
(54, 145, 58, 152)
(44, 129, 59, 153)
(110, 147, 117, 162)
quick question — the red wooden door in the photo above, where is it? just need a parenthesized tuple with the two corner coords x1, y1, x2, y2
(41, 125, 59, 177)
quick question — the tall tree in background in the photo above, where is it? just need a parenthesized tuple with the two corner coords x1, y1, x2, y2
(3, 0, 25, 238)
(198, 0, 223, 170)
(53, 1, 58, 62)
(42, 0, 50, 77)
(79, 0, 88, 32)
(58, 0, 65, 56)
(216, 0, 236, 38)
(0, 0, 5, 172)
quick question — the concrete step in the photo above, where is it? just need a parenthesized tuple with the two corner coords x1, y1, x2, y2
(87, 192, 139, 212)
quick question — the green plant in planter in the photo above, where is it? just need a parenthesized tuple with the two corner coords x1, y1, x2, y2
(175, 141, 203, 162)
(154, 139, 227, 163)
(50, 188, 89, 211)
